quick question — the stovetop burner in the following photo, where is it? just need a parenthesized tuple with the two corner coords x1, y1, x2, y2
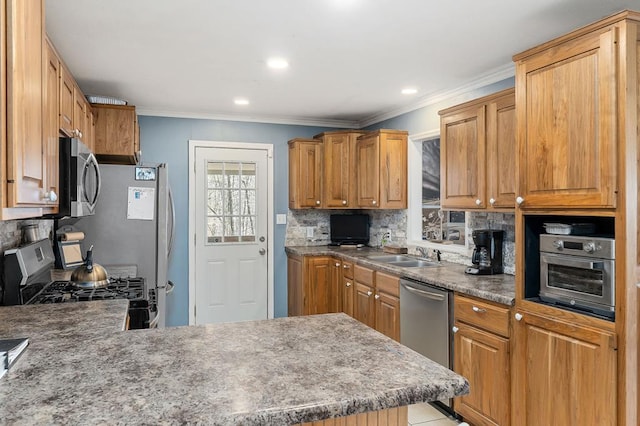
(28, 277, 146, 304)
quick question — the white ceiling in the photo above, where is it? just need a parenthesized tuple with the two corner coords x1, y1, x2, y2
(45, 0, 636, 128)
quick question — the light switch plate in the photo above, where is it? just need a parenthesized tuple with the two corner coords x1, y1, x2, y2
(276, 214, 287, 225)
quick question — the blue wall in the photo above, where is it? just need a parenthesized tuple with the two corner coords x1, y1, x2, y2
(138, 116, 329, 326)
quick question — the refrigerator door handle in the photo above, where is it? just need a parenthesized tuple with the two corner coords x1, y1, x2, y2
(167, 186, 176, 259)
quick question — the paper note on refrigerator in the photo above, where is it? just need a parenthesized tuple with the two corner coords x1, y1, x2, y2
(127, 187, 155, 220)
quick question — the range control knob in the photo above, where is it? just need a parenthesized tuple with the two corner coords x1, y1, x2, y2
(552, 240, 564, 250)
(583, 242, 597, 254)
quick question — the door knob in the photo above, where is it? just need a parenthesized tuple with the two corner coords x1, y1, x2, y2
(259, 248, 266, 255)
(259, 236, 265, 242)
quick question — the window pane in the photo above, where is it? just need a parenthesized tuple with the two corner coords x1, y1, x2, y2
(207, 190, 223, 216)
(241, 216, 255, 237)
(241, 190, 256, 216)
(207, 162, 224, 188)
(207, 217, 223, 243)
(241, 163, 256, 188)
(223, 190, 240, 215)
(224, 217, 239, 237)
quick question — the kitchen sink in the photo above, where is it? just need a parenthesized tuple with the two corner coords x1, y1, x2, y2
(366, 255, 441, 268)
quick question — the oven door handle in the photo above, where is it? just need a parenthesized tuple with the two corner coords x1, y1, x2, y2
(148, 313, 160, 329)
(541, 253, 605, 270)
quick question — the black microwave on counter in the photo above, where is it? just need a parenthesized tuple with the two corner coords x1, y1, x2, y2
(45, 137, 101, 218)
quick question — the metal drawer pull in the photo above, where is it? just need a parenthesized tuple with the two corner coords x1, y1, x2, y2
(472, 306, 486, 313)
(452, 326, 459, 333)
(367, 291, 373, 297)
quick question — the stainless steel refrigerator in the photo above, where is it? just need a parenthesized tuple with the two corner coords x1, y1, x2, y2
(67, 163, 175, 328)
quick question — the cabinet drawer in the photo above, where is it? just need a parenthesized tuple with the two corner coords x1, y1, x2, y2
(342, 261, 354, 279)
(354, 265, 374, 286)
(455, 294, 510, 337)
(375, 271, 399, 297)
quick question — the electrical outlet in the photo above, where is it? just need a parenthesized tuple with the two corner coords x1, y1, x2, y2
(306, 227, 314, 238)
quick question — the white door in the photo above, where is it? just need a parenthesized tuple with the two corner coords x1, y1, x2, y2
(194, 146, 269, 324)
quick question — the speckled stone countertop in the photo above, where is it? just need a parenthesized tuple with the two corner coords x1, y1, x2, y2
(0, 303, 468, 425)
(285, 246, 516, 306)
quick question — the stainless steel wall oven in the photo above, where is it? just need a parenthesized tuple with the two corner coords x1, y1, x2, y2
(539, 234, 615, 320)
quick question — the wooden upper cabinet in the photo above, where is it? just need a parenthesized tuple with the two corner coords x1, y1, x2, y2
(486, 89, 516, 209)
(73, 84, 87, 141)
(42, 39, 60, 208)
(514, 27, 618, 209)
(5, 0, 46, 207)
(440, 104, 486, 209)
(315, 130, 366, 209)
(59, 64, 74, 137)
(440, 88, 516, 210)
(92, 104, 139, 164)
(512, 309, 617, 425)
(356, 130, 407, 209)
(288, 138, 323, 209)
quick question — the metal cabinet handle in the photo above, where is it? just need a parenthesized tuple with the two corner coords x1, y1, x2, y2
(515, 313, 523, 321)
(42, 190, 58, 202)
(366, 290, 372, 297)
(452, 326, 459, 333)
(374, 294, 380, 300)
(475, 199, 482, 206)
(342, 200, 347, 205)
(516, 196, 525, 205)
(472, 306, 486, 313)
(343, 264, 350, 269)
(346, 282, 352, 287)
(372, 200, 377, 205)
(335, 262, 340, 267)
(315, 200, 321, 205)
(489, 198, 496, 206)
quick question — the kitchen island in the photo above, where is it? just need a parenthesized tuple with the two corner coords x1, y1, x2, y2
(0, 301, 468, 425)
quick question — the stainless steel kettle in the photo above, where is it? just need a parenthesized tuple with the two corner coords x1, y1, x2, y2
(71, 245, 109, 289)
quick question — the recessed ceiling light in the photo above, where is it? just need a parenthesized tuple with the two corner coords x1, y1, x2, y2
(234, 98, 250, 106)
(401, 88, 418, 95)
(267, 57, 289, 69)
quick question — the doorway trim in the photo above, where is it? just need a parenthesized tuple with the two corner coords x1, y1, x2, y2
(188, 140, 274, 325)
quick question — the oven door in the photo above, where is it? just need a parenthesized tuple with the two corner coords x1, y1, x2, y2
(540, 252, 615, 311)
(71, 140, 101, 217)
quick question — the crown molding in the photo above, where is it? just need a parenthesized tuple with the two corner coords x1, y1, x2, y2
(357, 62, 515, 128)
(135, 107, 359, 129)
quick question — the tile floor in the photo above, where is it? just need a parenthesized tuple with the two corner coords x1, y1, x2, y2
(407, 402, 462, 426)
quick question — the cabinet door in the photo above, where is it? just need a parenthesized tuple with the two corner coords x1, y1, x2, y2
(43, 40, 60, 208)
(307, 257, 334, 315)
(59, 64, 74, 136)
(342, 277, 354, 317)
(454, 322, 510, 426)
(73, 85, 86, 141)
(512, 310, 617, 425)
(330, 258, 343, 313)
(356, 136, 380, 208)
(516, 28, 617, 208)
(288, 140, 323, 209)
(354, 282, 375, 328)
(323, 133, 352, 208)
(486, 90, 516, 209)
(6, 0, 45, 206)
(440, 104, 486, 209)
(287, 255, 304, 316)
(84, 103, 94, 152)
(375, 291, 400, 341)
(379, 132, 407, 209)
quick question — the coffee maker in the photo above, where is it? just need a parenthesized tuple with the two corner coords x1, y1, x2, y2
(465, 229, 504, 275)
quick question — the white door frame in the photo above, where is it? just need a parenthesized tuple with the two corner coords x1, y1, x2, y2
(188, 140, 274, 325)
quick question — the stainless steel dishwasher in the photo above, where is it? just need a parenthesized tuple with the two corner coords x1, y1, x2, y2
(400, 278, 453, 409)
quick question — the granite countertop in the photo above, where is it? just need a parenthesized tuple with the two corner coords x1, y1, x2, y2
(0, 303, 468, 425)
(285, 246, 516, 306)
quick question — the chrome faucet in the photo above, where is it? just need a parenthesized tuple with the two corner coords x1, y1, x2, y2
(416, 246, 429, 258)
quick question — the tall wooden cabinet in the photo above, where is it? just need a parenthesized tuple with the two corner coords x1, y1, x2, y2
(439, 88, 515, 210)
(314, 130, 367, 208)
(286, 255, 341, 316)
(356, 129, 408, 209)
(288, 138, 323, 209)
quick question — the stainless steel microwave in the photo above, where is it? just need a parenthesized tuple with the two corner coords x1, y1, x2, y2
(47, 137, 101, 218)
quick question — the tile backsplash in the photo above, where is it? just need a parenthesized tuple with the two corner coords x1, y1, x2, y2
(285, 210, 515, 275)
(0, 219, 53, 254)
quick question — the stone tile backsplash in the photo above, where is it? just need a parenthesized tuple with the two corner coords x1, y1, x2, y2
(285, 210, 515, 275)
(0, 219, 53, 254)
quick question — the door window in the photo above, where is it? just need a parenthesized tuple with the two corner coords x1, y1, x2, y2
(206, 161, 257, 243)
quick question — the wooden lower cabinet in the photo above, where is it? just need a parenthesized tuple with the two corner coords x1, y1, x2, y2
(287, 255, 341, 316)
(354, 281, 375, 329)
(296, 406, 408, 426)
(375, 271, 400, 342)
(512, 309, 617, 426)
(453, 294, 510, 426)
